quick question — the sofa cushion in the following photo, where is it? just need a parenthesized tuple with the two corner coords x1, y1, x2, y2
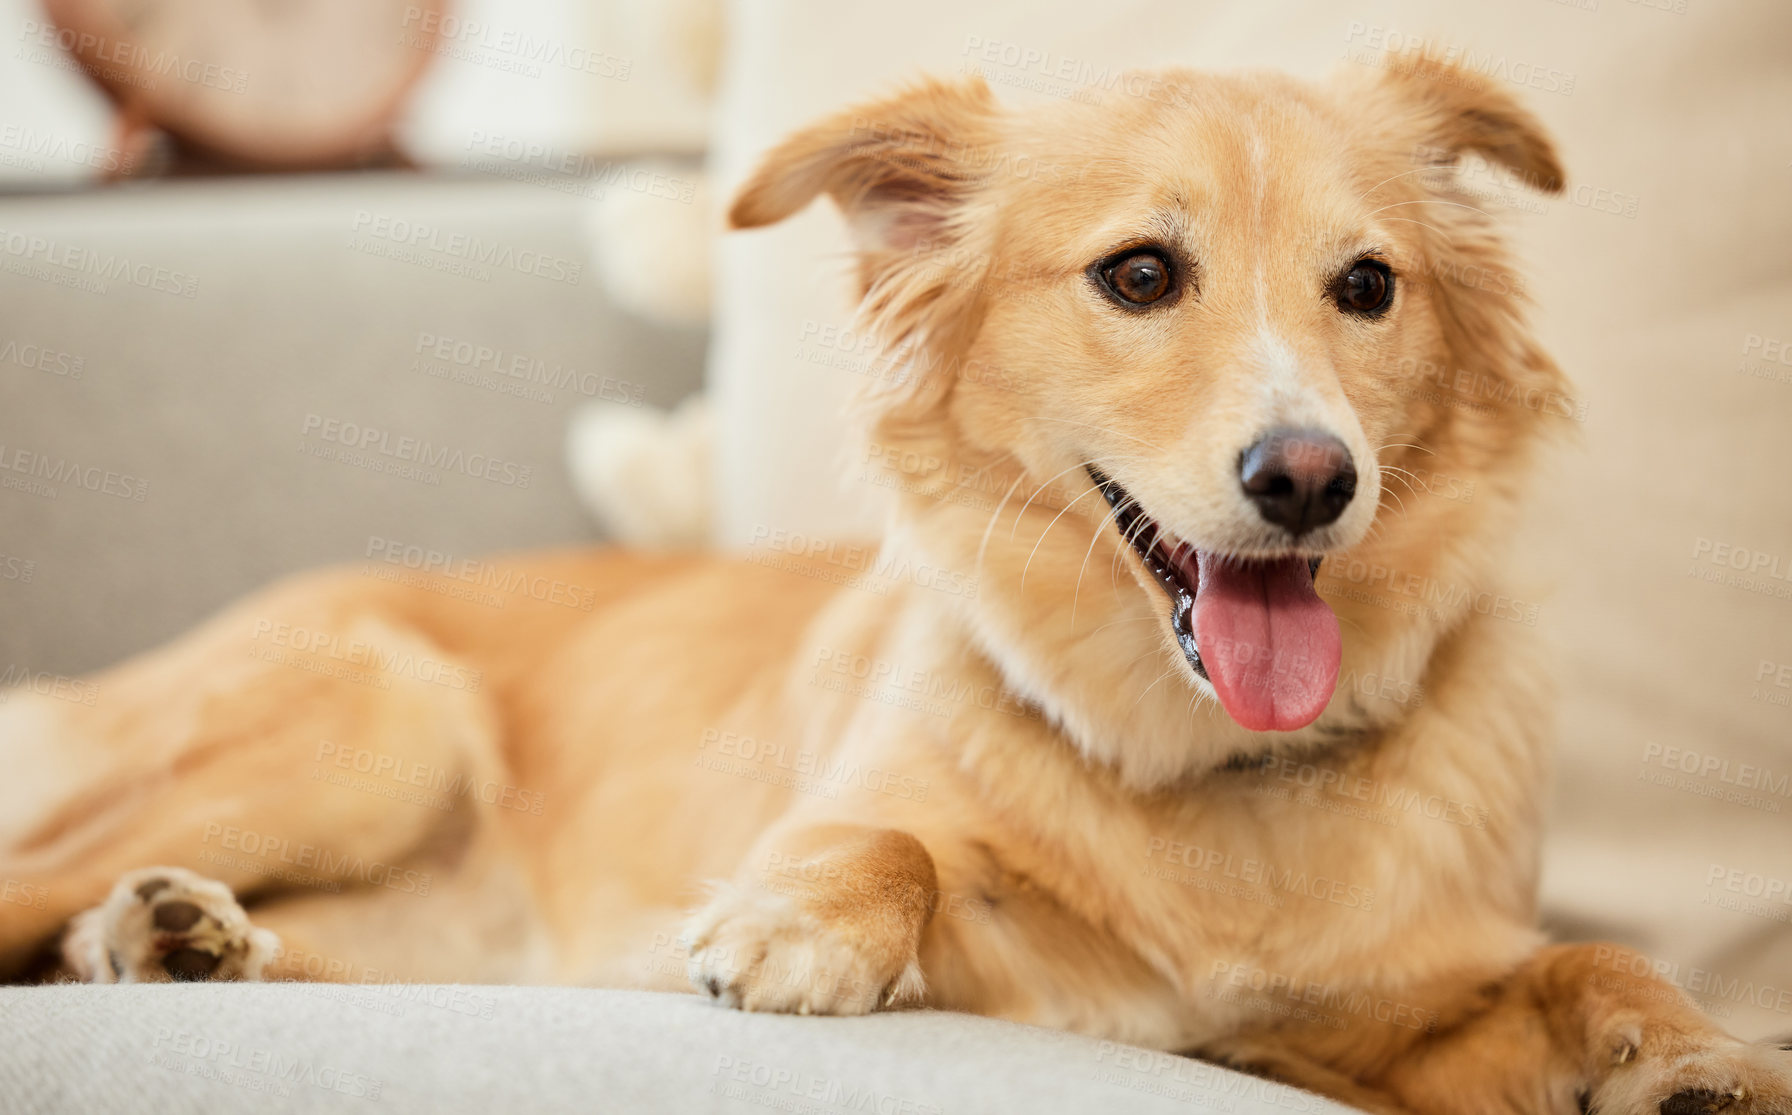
(0, 985, 1353, 1114)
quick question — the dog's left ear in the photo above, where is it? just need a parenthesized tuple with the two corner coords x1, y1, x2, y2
(1366, 55, 1565, 194)
(728, 76, 999, 284)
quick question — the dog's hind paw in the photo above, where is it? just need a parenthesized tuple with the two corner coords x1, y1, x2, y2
(63, 866, 279, 983)
(680, 883, 925, 1016)
(1593, 1033, 1792, 1115)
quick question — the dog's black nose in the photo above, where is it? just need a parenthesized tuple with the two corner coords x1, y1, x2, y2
(1238, 427, 1356, 536)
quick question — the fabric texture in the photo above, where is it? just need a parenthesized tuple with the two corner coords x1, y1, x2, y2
(0, 985, 1349, 1115)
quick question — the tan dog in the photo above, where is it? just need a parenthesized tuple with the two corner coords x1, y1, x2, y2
(3, 59, 1788, 1114)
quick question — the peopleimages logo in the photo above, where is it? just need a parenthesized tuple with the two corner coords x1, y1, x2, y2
(0, 123, 136, 176)
(1205, 961, 1440, 1033)
(200, 823, 431, 896)
(809, 646, 1042, 722)
(363, 535, 596, 611)
(149, 1028, 382, 1101)
(1592, 945, 1792, 1018)
(0, 879, 49, 911)
(1144, 837, 1377, 911)
(1690, 537, 1792, 582)
(412, 332, 644, 406)
(398, 7, 632, 81)
(460, 134, 696, 202)
(300, 414, 532, 488)
(1687, 537, 1792, 603)
(1094, 1040, 1328, 1111)
(744, 525, 978, 599)
(250, 618, 483, 693)
(0, 666, 99, 707)
(348, 211, 583, 285)
(0, 337, 84, 379)
(15, 20, 249, 94)
(314, 740, 545, 815)
(696, 728, 930, 803)
(845, 113, 1085, 186)
(1394, 355, 1588, 423)
(1317, 558, 1540, 626)
(0, 227, 199, 298)
(1739, 334, 1792, 386)
(0, 553, 36, 583)
(0, 441, 149, 501)
(1342, 22, 1577, 96)
(1641, 743, 1790, 798)
(1247, 757, 1491, 830)
(1755, 660, 1792, 710)
(1708, 866, 1792, 903)
(1705, 864, 1792, 925)
(709, 1055, 942, 1115)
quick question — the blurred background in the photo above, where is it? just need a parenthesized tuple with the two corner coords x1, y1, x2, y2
(2, 0, 1789, 1041)
(0, 0, 716, 675)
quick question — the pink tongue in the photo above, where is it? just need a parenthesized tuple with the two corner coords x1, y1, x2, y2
(1191, 555, 1340, 732)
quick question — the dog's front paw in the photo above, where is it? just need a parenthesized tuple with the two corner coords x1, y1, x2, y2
(1593, 1028, 1792, 1115)
(63, 866, 279, 983)
(681, 883, 925, 1015)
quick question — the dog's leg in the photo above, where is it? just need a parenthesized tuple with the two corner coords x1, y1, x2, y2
(1314, 943, 1792, 1115)
(681, 824, 938, 1014)
(0, 575, 518, 983)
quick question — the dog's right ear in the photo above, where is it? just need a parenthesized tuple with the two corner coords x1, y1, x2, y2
(729, 77, 1002, 417)
(728, 76, 1000, 288)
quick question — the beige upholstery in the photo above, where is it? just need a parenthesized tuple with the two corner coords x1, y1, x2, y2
(0, 984, 1357, 1114)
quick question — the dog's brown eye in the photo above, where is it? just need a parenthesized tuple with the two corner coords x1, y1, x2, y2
(1337, 261, 1393, 315)
(1102, 252, 1171, 306)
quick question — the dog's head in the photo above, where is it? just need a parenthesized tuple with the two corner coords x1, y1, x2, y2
(732, 61, 1568, 783)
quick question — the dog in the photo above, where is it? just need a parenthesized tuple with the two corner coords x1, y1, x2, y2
(3, 58, 1788, 1114)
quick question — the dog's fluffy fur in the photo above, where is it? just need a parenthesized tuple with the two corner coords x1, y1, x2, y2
(3, 61, 1788, 1114)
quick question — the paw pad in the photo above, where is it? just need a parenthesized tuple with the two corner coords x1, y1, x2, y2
(152, 900, 203, 933)
(1660, 1089, 1741, 1115)
(65, 866, 278, 984)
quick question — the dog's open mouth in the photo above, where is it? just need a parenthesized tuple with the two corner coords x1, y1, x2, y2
(1088, 467, 1342, 733)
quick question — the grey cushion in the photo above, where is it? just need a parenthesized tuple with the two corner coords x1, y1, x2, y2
(0, 985, 1352, 1114)
(0, 173, 706, 677)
